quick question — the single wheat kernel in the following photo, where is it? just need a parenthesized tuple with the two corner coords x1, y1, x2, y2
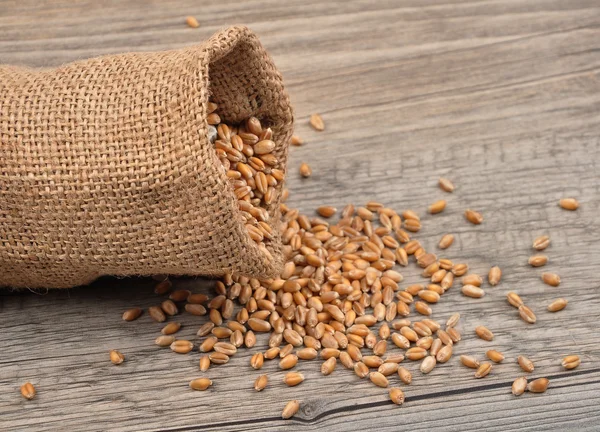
(284, 372, 305, 386)
(507, 292, 524, 308)
(475, 326, 494, 341)
(20, 382, 36, 400)
(279, 354, 299, 370)
(122, 308, 142, 321)
(559, 198, 578, 210)
(429, 200, 447, 214)
(528, 255, 548, 267)
(309, 113, 325, 131)
(185, 16, 200, 28)
(465, 209, 483, 224)
(154, 279, 172, 295)
(109, 350, 125, 365)
(446, 313, 461, 328)
(518, 305, 537, 324)
(452, 263, 468, 276)
(542, 273, 561, 287)
(447, 327, 461, 343)
(436, 344, 453, 363)
(317, 206, 337, 218)
(512, 376, 527, 396)
(299, 163, 312, 178)
(369, 372, 389, 388)
(389, 387, 405, 405)
(438, 177, 455, 192)
(291, 135, 304, 146)
(518, 356, 534, 372)
(462, 274, 482, 286)
(321, 357, 337, 375)
(475, 362, 492, 378)
(462, 284, 485, 298)
(161, 322, 181, 335)
(378, 362, 399, 376)
(189, 378, 212, 391)
(488, 266, 502, 286)
(561, 355, 581, 370)
(420, 355, 436, 374)
(155, 335, 175, 347)
(404, 219, 421, 232)
(533, 235, 550, 251)
(438, 234, 454, 249)
(486, 350, 505, 363)
(460, 355, 480, 369)
(170, 340, 194, 354)
(354, 362, 369, 378)
(282, 400, 300, 419)
(527, 378, 549, 393)
(148, 306, 166, 322)
(398, 366, 412, 384)
(254, 374, 268, 391)
(547, 298, 568, 312)
(199, 356, 210, 372)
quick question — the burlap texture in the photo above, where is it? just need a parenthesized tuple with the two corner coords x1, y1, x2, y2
(0, 26, 293, 289)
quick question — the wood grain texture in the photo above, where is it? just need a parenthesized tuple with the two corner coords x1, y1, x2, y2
(1, 0, 600, 430)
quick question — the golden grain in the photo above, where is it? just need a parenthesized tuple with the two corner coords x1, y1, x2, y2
(309, 113, 325, 131)
(518, 304, 537, 324)
(486, 350, 505, 363)
(155, 335, 175, 347)
(562, 355, 581, 370)
(109, 350, 125, 365)
(199, 356, 210, 372)
(438, 177, 455, 192)
(488, 266, 501, 286)
(460, 355, 480, 369)
(559, 198, 579, 211)
(547, 298, 568, 312)
(185, 16, 200, 28)
(528, 255, 548, 267)
(527, 378, 549, 393)
(284, 372, 305, 386)
(369, 372, 389, 388)
(429, 200, 447, 214)
(282, 400, 300, 419)
(533, 235, 550, 251)
(20, 382, 36, 400)
(507, 292, 524, 308)
(475, 326, 494, 341)
(321, 357, 337, 375)
(299, 163, 312, 178)
(475, 362, 492, 378)
(254, 374, 268, 391)
(354, 362, 370, 378)
(389, 387, 405, 405)
(517, 355, 534, 372)
(122, 307, 142, 321)
(291, 135, 303, 146)
(438, 234, 454, 249)
(465, 209, 483, 224)
(512, 377, 527, 396)
(462, 284, 485, 298)
(542, 273, 561, 287)
(189, 378, 212, 391)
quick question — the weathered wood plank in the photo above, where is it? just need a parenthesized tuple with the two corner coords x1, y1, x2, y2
(1, 0, 600, 430)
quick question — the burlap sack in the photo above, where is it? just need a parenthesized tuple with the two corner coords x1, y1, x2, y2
(0, 26, 293, 289)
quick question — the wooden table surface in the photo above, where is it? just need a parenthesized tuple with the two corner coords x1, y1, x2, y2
(1, 1, 600, 431)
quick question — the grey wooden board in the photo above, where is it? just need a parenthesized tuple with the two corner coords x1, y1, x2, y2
(1, 0, 600, 430)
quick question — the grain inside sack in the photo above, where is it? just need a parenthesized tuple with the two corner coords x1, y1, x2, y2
(0, 26, 293, 288)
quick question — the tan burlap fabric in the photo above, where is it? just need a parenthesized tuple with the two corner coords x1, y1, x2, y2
(0, 26, 293, 289)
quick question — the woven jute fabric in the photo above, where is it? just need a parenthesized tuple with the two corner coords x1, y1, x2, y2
(0, 26, 293, 289)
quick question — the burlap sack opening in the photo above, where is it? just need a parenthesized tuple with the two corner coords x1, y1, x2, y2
(0, 26, 293, 289)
